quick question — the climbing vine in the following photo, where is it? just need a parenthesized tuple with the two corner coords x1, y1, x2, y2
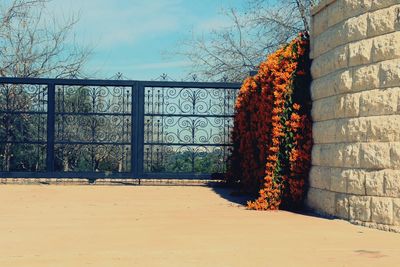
(227, 33, 312, 210)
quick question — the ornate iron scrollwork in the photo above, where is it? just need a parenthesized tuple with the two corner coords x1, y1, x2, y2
(54, 85, 132, 172)
(0, 84, 47, 171)
(144, 86, 237, 174)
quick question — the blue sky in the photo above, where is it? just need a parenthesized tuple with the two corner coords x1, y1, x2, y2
(47, 0, 244, 80)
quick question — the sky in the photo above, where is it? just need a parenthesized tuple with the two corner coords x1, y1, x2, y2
(46, 0, 244, 80)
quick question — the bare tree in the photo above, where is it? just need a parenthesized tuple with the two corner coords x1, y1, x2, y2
(0, 0, 90, 78)
(179, 0, 318, 82)
(0, 0, 90, 171)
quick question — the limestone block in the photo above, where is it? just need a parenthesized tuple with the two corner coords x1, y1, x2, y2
(310, 34, 315, 59)
(311, 52, 333, 79)
(353, 63, 380, 91)
(398, 88, 400, 113)
(335, 92, 361, 118)
(365, 170, 385, 196)
(336, 193, 350, 219)
(317, 143, 359, 168)
(313, 32, 329, 59)
(349, 39, 373, 67)
(310, 71, 350, 100)
(359, 143, 391, 169)
(344, 0, 372, 17)
(390, 142, 400, 168)
(350, 196, 372, 222)
(312, 45, 348, 78)
(380, 59, 400, 88)
(306, 188, 336, 215)
(312, 145, 321, 166)
(393, 199, 400, 226)
(333, 45, 350, 71)
(343, 143, 361, 168)
(337, 117, 368, 143)
(371, 0, 400, 10)
(328, 0, 345, 27)
(330, 167, 348, 193)
(312, 96, 337, 121)
(360, 88, 398, 116)
(306, 187, 321, 210)
(371, 32, 400, 62)
(371, 197, 393, 224)
(344, 14, 369, 43)
(384, 170, 400, 197)
(309, 166, 321, 189)
(347, 169, 366, 195)
(311, 77, 336, 100)
(313, 120, 336, 144)
(308, 166, 324, 189)
(368, 5, 400, 37)
(319, 189, 337, 215)
(366, 115, 400, 142)
(335, 95, 347, 119)
(334, 70, 354, 94)
(314, 23, 346, 57)
(335, 119, 348, 143)
(313, 7, 329, 37)
(319, 144, 343, 167)
(309, 166, 331, 190)
(311, 0, 338, 15)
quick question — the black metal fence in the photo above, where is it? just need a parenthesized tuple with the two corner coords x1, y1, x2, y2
(0, 77, 240, 179)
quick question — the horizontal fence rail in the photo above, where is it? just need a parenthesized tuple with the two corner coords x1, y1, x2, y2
(0, 77, 241, 180)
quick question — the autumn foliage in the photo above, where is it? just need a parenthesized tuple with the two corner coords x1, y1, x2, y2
(227, 33, 312, 210)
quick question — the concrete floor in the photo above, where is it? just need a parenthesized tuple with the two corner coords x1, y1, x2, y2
(0, 184, 399, 267)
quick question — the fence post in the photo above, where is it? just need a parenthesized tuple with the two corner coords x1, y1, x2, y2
(132, 82, 145, 183)
(46, 83, 55, 172)
(137, 82, 145, 181)
(131, 82, 137, 180)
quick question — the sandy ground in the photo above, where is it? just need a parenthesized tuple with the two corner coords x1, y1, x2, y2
(0, 185, 399, 267)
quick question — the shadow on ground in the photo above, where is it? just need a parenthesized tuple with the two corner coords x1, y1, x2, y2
(209, 184, 255, 206)
(209, 183, 336, 221)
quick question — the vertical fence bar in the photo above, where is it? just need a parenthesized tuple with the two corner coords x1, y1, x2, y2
(136, 82, 145, 180)
(131, 82, 138, 179)
(46, 83, 55, 172)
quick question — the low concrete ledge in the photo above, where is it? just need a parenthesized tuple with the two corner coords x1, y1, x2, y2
(0, 178, 223, 186)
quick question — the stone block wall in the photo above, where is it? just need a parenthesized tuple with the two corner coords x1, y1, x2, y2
(307, 0, 400, 232)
